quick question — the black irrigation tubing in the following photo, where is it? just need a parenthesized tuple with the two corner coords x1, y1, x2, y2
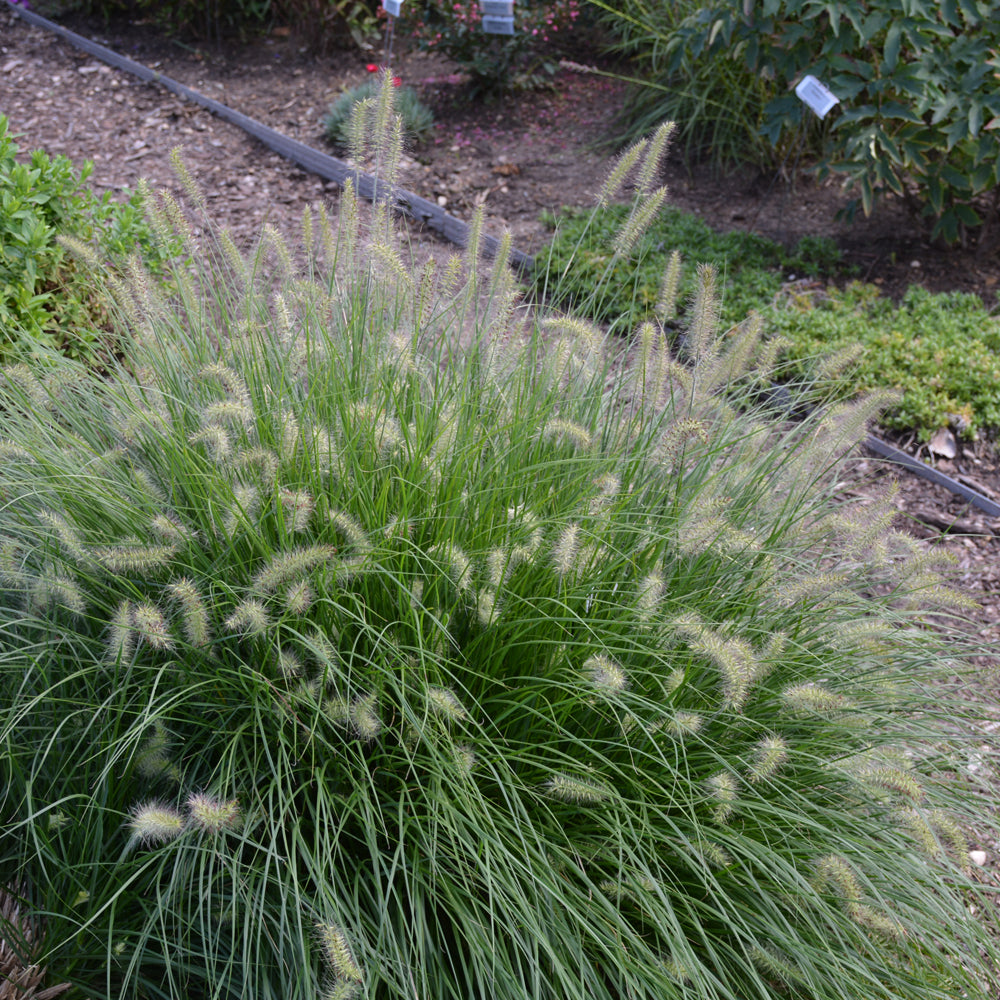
(864, 434, 1000, 520)
(6, 0, 535, 274)
(8, 5, 1000, 521)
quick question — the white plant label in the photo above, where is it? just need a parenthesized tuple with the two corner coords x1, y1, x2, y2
(482, 15, 515, 34)
(795, 74, 839, 119)
(383, 0, 403, 16)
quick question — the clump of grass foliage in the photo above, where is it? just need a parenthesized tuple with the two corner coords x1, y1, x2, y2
(323, 78, 435, 149)
(1, 80, 997, 1000)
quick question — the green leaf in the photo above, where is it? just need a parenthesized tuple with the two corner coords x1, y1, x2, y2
(860, 173, 875, 215)
(968, 162, 994, 192)
(954, 201, 982, 226)
(969, 102, 983, 137)
(939, 162, 973, 189)
(957, 0, 983, 25)
(939, 0, 960, 24)
(878, 101, 923, 124)
(826, 3, 841, 36)
(900, 140, 930, 171)
(875, 159, 906, 194)
(943, 117, 971, 150)
(883, 23, 902, 72)
(859, 11, 891, 43)
(930, 96, 959, 126)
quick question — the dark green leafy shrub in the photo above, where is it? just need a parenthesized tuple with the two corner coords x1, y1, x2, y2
(403, 0, 582, 93)
(1, 86, 997, 1000)
(596, 0, 1000, 245)
(0, 115, 179, 362)
(535, 200, 844, 333)
(763, 282, 1000, 438)
(323, 78, 435, 148)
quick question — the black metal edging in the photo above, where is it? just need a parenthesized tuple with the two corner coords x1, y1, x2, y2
(864, 434, 1000, 519)
(6, 1, 534, 274)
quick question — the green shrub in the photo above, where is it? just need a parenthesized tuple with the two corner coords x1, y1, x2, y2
(534, 193, 844, 334)
(402, 0, 582, 93)
(323, 77, 435, 148)
(0, 115, 180, 362)
(593, 0, 1000, 245)
(763, 281, 1000, 438)
(1, 85, 997, 1000)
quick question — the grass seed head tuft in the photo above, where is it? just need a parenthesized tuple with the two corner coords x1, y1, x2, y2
(597, 138, 648, 207)
(635, 120, 675, 197)
(427, 686, 469, 724)
(186, 793, 241, 834)
(782, 683, 855, 717)
(93, 543, 177, 576)
(285, 580, 315, 615)
(128, 801, 184, 847)
(552, 524, 581, 579)
(131, 602, 174, 651)
(746, 735, 788, 784)
(167, 578, 211, 648)
(224, 598, 270, 636)
(320, 980, 362, 1000)
(315, 922, 364, 983)
(280, 488, 315, 534)
(30, 571, 86, 617)
(706, 771, 738, 823)
(545, 773, 613, 805)
(253, 545, 337, 593)
(584, 653, 628, 697)
(350, 693, 381, 741)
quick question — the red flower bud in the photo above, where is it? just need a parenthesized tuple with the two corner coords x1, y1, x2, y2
(366, 63, 379, 72)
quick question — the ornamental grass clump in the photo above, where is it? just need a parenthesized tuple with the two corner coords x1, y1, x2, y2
(1, 78, 997, 1000)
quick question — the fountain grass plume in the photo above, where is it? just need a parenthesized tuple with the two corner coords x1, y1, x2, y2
(0, 74, 996, 1000)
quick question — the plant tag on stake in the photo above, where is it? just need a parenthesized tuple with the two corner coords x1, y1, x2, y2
(482, 0, 515, 34)
(383, 0, 403, 16)
(795, 74, 839, 119)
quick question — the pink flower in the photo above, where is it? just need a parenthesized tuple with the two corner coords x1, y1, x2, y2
(393, 76, 402, 87)
(366, 63, 379, 73)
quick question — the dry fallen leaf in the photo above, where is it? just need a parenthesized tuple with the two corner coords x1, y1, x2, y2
(928, 427, 958, 460)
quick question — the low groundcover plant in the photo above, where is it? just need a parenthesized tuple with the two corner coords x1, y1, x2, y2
(1, 83, 997, 1000)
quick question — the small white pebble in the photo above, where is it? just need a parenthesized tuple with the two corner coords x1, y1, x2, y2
(968, 850, 987, 867)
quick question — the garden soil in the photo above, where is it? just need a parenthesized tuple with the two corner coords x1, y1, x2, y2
(2, 1, 1000, 894)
